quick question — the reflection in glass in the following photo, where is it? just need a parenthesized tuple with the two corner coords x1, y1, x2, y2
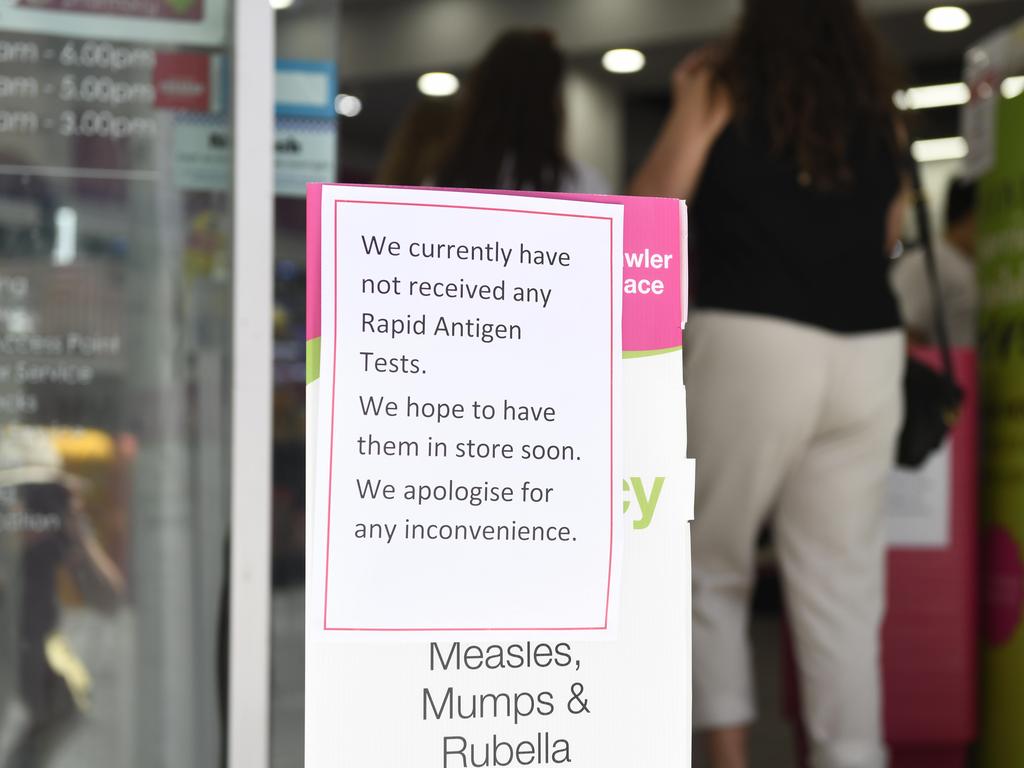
(1, 428, 125, 767)
(0, 12, 232, 768)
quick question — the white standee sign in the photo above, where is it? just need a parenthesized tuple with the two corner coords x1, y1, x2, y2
(306, 184, 693, 767)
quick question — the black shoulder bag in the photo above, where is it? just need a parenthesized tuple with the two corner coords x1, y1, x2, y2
(896, 159, 964, 468)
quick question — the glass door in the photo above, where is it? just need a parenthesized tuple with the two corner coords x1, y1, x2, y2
(0, 1, 272, 766)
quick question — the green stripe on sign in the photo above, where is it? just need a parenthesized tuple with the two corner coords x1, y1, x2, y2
(306, 337, 321, 384)
(622, 345, 683, 360)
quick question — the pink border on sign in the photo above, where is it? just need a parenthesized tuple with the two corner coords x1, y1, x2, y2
(323, 198, 617, 632)
(307, 183, 323, 341)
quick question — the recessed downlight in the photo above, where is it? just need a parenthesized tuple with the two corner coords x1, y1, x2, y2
(602, 48, 646, 75)
(1003, 76, 1024, 100)
(417, 72, 459, 97)
(911, 136, 968, 163)
(893, 82, 970, 110)
(924, 6, 971, 33)
(334, 94, 362, 117)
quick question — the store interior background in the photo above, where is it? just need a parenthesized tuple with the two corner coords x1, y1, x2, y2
(266, 1, 1023, 765)
(280, 0, 1024, 208)
(0, 0, 1017, 765)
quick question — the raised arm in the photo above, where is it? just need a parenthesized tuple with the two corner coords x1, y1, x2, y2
(64, 485, 126, 613)
(628, 51, 733, 200)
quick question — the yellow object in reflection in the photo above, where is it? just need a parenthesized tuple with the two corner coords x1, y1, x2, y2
(43, 633, 92, 713)
(185, 209, 228, 281)
(49, 428, 115, 464)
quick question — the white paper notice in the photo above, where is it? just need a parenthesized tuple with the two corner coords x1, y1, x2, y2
(311, 185, 624, 638)
(886, 440, 952, 549)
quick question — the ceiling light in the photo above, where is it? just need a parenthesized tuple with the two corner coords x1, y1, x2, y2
(894, 82, 970, 110)
(268, 0, 295, 9)
(924, 6, 971, 33)
(417, 72, 459, 97)
(602, 48, 646, 75)
(335, 94, 362, 117)
(1003, 76, 1024, 100)
(911, 136, 968, 163)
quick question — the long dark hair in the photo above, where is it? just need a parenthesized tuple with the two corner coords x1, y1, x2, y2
(436, 30, 570, 191)
(716, 0, 901, 188)
(376, 98, 457, 185)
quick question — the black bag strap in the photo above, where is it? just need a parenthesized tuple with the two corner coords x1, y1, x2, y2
(907, 157, 957, 385)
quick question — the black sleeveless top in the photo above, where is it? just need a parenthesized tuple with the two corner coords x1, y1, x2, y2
(690, 116, 902, 333)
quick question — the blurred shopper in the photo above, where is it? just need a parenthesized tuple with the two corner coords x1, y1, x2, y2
(891, 178, 977, 346)
(631, 2, 907, 767)
(435, 30, 609, 194)
(375, 97, 457, 186)
(0, 426, 124, 768)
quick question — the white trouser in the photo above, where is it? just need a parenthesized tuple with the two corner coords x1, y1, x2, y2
(686, 310, 904, 768)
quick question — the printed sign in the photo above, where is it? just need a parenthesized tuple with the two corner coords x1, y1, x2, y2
(0, 0, 227, 46)
(306, 184, 693, 766)
(885, 442, 952, 548)
(962, 18, 1024, 180)
(975, 17, 1024, 765)
(274, 118, 336, 198)
(171, 59, 337, 196)
(313, 186, 624, 634)
(153, 51, 221, 112)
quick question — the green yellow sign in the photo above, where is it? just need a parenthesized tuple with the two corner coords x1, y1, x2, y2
(978, 83, 1024, 768)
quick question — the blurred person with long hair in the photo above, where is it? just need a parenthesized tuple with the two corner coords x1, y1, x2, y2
(631, 1, 907, 766)
(435, 29, 609, 194)
(375, 97, 457, 186)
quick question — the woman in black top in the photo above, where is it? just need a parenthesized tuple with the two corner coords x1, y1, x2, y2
(632, 2, 907, 767)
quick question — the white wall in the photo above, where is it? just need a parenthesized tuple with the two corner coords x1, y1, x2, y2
(564, 70, 625, 192)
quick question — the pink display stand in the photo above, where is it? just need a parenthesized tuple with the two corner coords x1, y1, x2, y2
(784, 348, 979, 766)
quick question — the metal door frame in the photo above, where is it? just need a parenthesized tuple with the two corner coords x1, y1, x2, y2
(228, 3, 275, 767)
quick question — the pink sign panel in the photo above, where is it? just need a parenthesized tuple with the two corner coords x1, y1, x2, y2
(306, 183, 686, 355)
